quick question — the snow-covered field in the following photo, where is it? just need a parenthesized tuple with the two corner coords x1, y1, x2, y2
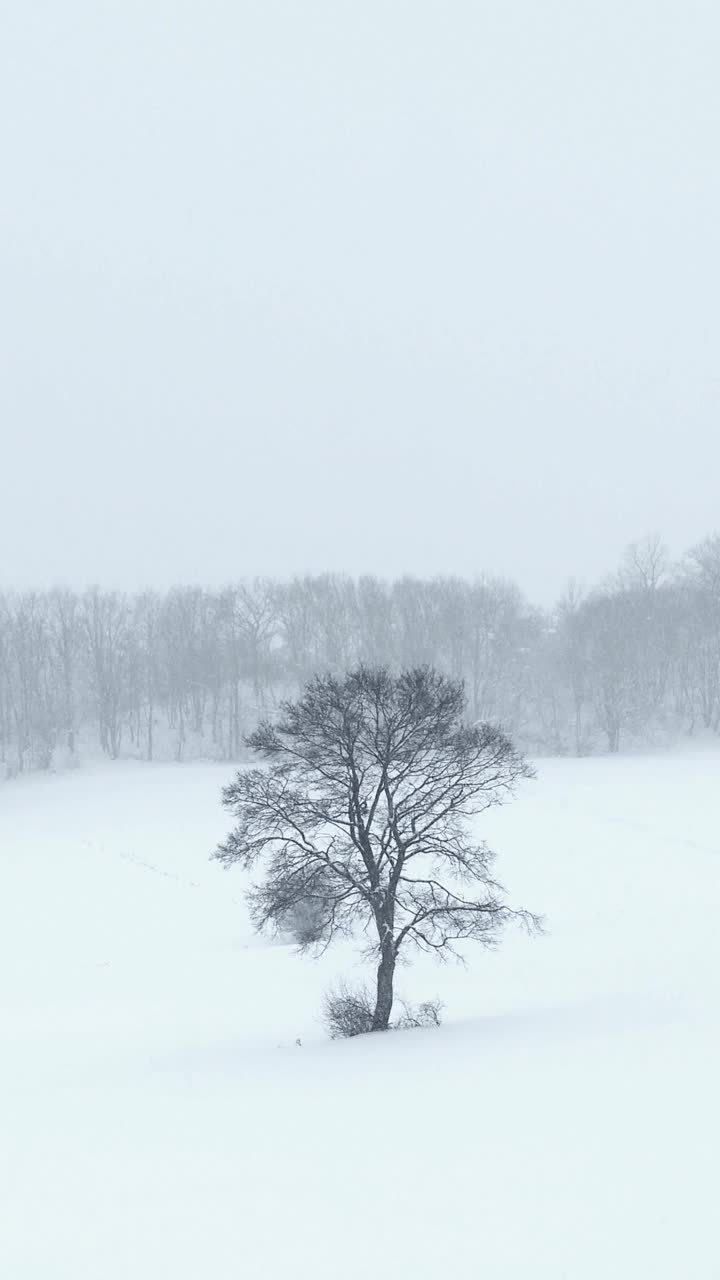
(3, 752, 720, 1278)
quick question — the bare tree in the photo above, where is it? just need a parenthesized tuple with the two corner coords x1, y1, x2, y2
(49, 589, 80, 757)
(0, 593, 58, 771)
(81, 588, 130, 759)
(620, 534, 668, 593)
(578, 591, 638, 753)
(554, 581, 589, 755)
(215, 666, 539, 1032)
(676, 538, 720, 731)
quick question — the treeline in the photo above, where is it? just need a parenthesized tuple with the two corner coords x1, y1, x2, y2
(2, 533, 720, 775)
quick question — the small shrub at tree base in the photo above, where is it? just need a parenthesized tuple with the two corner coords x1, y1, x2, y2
(322, 983, 376, 1039)
(322, 983, 444, 1039)
(395, 998, 444, 1030)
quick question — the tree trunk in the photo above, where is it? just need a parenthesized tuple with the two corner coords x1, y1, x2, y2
(372, 941, 396, 1031)
(574, 703, 583, 756)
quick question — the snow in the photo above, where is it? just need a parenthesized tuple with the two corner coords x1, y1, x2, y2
(3, 752, 720, 1278)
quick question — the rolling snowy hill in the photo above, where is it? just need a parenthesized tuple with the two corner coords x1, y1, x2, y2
(2, 751, 720, 1278)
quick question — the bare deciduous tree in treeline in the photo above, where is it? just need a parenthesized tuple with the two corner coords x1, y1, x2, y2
(215, 667, 540, 1031)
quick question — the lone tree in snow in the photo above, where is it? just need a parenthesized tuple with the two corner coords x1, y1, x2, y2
(215, 666, 539, 1032)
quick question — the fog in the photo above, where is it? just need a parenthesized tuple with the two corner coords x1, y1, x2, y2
(2, 1, 719, 601)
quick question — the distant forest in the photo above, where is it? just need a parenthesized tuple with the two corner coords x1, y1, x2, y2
(2, 533, 720, 775)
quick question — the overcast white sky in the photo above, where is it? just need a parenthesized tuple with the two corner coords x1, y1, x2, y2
(1, 0, 719, 602)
